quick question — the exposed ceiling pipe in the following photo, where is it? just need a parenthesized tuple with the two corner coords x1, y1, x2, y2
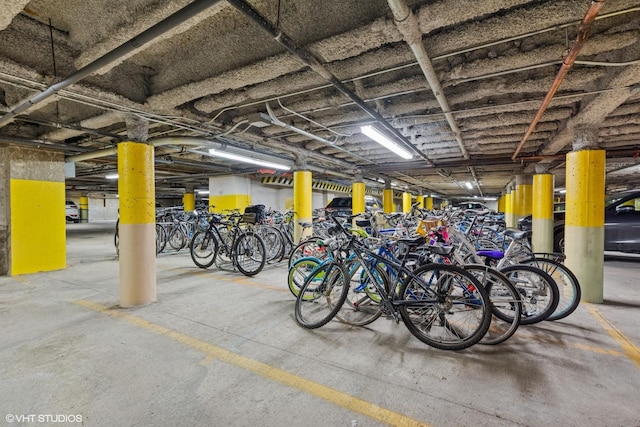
(264, 103, 375, 165)
(512, 0, 606, 161)
(0, 134, 89, 152)
(387, 0, 469, 160)
(225, 0, 434, 166)
(0, 0, 223, 127)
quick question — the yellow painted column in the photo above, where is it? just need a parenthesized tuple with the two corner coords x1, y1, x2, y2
(532, 173, 554, 253)
(383, 188, 394, 213)
(509, 188, 517, 228)
(516, 174, 533, 220)
(8, 146, 66, 275)
(118, 141, 156, 307)
(183, 192, 195, 211)
(504, 191, 513, 228)
(352, 181, 365, 215)
(416, 195, 424, 209)
(402, 192, 412, 213)
(497, 195, 505, 213)
(79, 196, 89, 223)
(425, 196, 433, 210)
(565, 149, 605, 303)
(293, 170, 312, 242)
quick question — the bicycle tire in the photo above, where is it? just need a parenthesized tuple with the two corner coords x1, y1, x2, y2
(464, 264, 522, 345)
(233, 232, 266, 276)
(287, 256, 321, 298)
(335, 258, 389, 327)
(498, 264, 559, 325)
(522, 257, 581, 321)
(257, 225, 285, 264)
(288, 237, 330, 268)
(399, 263, 492, 351)
(189, 230, 218, 269)
(155, 223, 167, 254)
(295, 262, 349, 329)
(168, 225, 187, 251)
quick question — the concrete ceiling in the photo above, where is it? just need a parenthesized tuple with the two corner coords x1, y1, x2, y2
(1, 0, 639, 199)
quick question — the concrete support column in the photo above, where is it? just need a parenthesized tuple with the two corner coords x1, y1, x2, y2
(416, 195, 424, 209)
(402, 192, 412, 213)
(515, 174, 533, 220)
(79, 196, 89, 223)
(504, 190, 513, 228)
(118, 141, 156, 307)
(425, 196, 433, 210)
(383, 187, 394, 213)
(183, 192, 195, 211)
(532, 173, 554, 253)
(293, 170, 312, 242)
(509, 187, 517, 228)
(352, 181, 365, 215)
(0, 146, 66, 275)
(497, 194, 505, 213)
(208, 176, 251, 213)
(565, 143, 605, 303)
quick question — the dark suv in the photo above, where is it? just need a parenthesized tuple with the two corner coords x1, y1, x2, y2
(324, 196, 383, 217)
(518, 190, 640, 253)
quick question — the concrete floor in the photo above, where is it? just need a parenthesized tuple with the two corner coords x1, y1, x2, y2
(1, 221, 639, 427)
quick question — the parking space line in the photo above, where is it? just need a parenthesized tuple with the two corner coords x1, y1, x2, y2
(73, 299, 430, 427)
(587, 304, 640, 369)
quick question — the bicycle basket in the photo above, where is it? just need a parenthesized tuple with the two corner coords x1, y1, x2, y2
(243, 212, 257, 224)
(196, 217, 209, 232)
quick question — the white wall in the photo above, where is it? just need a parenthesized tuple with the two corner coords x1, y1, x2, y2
(86, 196, 119, 220)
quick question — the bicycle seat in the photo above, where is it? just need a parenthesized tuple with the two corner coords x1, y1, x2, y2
(476, 249, 504, 260)
(426, 244, 454, 256)
(397, 236, 426, 247)
(504, 229, 531, 239)
(298, 221, 312, 228)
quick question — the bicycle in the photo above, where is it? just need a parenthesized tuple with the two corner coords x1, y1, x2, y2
(294, 215, 493, 351)
(189, 211, 266, 276)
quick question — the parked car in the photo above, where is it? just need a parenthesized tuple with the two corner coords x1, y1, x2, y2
(324, 196, 383, 217)
(517, 202, 566, 232)
(518, 190, 640, 253)
(65, 200, 80, 223)
(455, 201, 494, 213)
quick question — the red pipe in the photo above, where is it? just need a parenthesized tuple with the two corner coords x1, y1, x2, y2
(512, 0, 606, 160)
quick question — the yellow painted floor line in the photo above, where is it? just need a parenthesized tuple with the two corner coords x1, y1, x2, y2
(587, 304, 640, 369)
(73, 299, 430, 427)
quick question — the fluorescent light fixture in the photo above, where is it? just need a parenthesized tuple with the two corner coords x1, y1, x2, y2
(197, 190, 210, 195)
(105, 174, 119, 179)
(559, 189, 566, 194)
(360, 125, 413, 160)
(207, 149, 291, 170)
(465, 181, 473, 189)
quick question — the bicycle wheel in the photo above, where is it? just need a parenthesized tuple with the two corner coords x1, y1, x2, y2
(335, 258, 389, 327)
(295, 262, 349, 329)
(288, 237, 329, 268)
(155, 223, 167, 254)
(287, 256, 320, 298)
(464, 265, 521, 345)
(399, 263, 492, 351)
(522, 257, 581, 321)
(233, 232, 266, 276)
(114, 219, 119, 256)
(168, 226, 187, 251)
(499, 264, 559, 325)
(257, 225, 285, 264)
(189, 230, 218, 269)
